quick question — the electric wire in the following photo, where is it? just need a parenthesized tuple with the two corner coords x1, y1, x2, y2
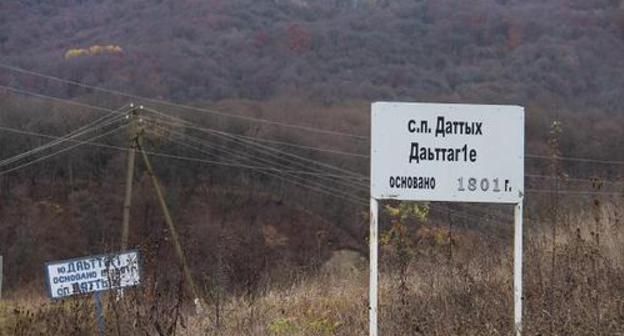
(0, 125, 367, 182)
(0, 84, 371, 185)
(0, 63, 368, 139)
(4, 121, 621, 200)
(142, 109, 368, 179)
(0, 84, 119, 114)
(146, 129, 369, 204)
(5, 82, 624, 172)
(0, 83, 370, 159)
(525, 173, 624, 185)
(144, 111, 370, 158)
(0, 122, 129, 176)
(526, 154, 624, 166)
(158, 127, 366, 182)
(0, 112, 127, 167)
(234, 134, 369, 158)
(2, 79, 624, 200)
(525, 189, 623, 196)
(2, 122, 621, 200)
(0, 106, 129, 168)
(147, 120, 369, 191)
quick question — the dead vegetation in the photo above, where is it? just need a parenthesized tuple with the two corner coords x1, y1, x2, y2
(1, 194, 623, 335)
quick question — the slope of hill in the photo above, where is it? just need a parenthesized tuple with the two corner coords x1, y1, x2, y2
(1, 0, 624, 110)
(2, 0, 624, 317)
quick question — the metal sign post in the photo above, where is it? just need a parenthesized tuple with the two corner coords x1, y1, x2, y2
(369, 198, 379, 336)
(369, 102, 525, 336)
(514, 201, 524, 335)
(94, 291, 106, 336)
(368, 200, 524, 335)
(0, 255, 3, 301)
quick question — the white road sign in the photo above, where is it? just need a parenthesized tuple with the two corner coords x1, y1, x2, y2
(371, 102, 524, 203)
(45, 251, 141, 299)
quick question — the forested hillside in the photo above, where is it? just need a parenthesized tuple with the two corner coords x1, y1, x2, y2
(1, 0, 623, 282)
(1, 1, 624, 334)
(2, 0, 624, 106)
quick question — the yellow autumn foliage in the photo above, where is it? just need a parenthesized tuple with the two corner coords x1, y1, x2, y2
(64, 49, 90, 59)
(64, 45, 123, 59)
(88, 45, 104, 55)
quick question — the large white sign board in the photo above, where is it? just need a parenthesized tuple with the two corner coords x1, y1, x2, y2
(45, 251, 141, 299)
(368, 102, 525, 336)
(371, 102, 524, 203)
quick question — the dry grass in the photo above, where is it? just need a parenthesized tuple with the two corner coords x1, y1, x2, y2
(1, 201, 624, 335)
(184, 271, 369, 335)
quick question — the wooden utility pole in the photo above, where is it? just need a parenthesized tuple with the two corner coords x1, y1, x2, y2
(121, 105, 139, 251)
(136, 135, 203, 311)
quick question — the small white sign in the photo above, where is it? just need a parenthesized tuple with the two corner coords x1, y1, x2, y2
(45, 251, 141, 299)
(371, 102, 524, 203)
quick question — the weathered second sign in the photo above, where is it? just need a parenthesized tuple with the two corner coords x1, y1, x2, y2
(45, 251, 141, 299)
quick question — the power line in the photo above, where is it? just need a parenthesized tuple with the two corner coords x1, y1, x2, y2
(0, 124, 367, 205)
(0, 121, 368, 206)
(4, 79, 624, 198)
(144, 130, 368, 206)
(0, 83, 370, 200)
(149, 129, 368, 202)
(223, 132, 369, 159)
(3, 127, 623, 210)
(150, 121, 370, 190)
(142, 117, 370, 190)
(0, 125, 364, 179)
(150, 121, 348, 177)
(161, 129, 367, 184)
(525, 174, 624, 186)
(0, 106, 129, 168)
(142, 110, 368, 179)
(0, 63, 368, 139)
(0, 122, 129, 176)
(526, 154, 624, 166)
(153, 129, 368, 182)
(525, 189, 623, 196)
(5, 122, 624, 200)
(7, 81, 624, 169)
(0, 84, 370, 159)
(148, 112, 370, 158)
(0, 84, 118, 114)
